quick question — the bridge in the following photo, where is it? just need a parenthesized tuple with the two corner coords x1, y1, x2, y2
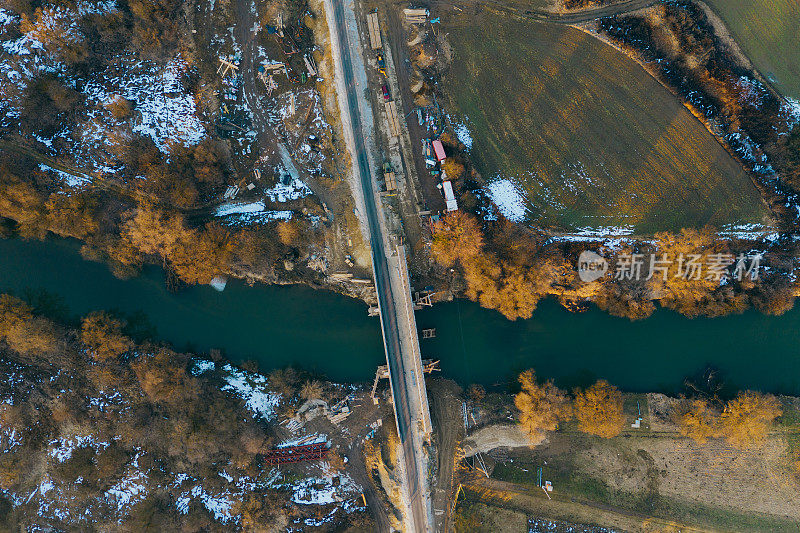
(324, 0, 435, 529)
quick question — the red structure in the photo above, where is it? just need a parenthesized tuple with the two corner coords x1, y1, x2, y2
(263, 442, 328, 465)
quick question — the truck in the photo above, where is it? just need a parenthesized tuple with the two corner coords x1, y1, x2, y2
(422, 139, 435, 168)
(382, 162, 397, 194)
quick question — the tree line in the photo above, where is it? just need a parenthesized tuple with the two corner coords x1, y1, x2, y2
(430, 210, 797, 321)
(512, 369, 786, 451)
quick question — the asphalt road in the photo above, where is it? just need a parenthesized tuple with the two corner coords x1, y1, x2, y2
(329, 0, 430, 530)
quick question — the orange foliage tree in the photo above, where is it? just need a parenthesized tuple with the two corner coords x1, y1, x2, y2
(718, 391, 782, 448)
(674, 398, 717, 444)
(80, 312, 134, 362)
(514, 369, 571, 437)
(430, 210, 484, 267)
(574, 380, 625, 438)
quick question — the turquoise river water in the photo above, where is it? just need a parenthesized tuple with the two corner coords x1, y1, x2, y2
(1, 237, 799, 393)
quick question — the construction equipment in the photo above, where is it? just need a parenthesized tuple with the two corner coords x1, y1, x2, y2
(263, 441, 328, 465)
(367, 11, 382, 50)
(223, 185, 239, 200)
(257, 68, 279, 96)
(376, 52, 386, 77)
(422, 138, 435, 167)
(303, 53, 317, 77)
(413, 291, 435, 309)
(441, 180, 458, 212)
(382, 162, 397, 195)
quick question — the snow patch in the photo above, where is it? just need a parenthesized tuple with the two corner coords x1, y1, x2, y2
(191, 360, 216, 375)
(264, 172, 313, 202)
(38, 164, 91, 188)
(220, 364, 281, 421)
(214, 200, 293, 225)
(290, 472, 360, 505)
(49, 435, 109, 462)
(486, 178, 528, 222)
(83, 56, 206, 153)
(452, 120, 473, 150)
(105, 469, 148, 512)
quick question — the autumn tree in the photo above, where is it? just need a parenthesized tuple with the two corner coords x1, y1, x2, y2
(80, 311, 133, 361)
(45, 191, 100, 239)
(127, 0, 184, 59)
(0, 171, 48, 239)
(574, 380, 625, 438)
(430, 211, 484, 267)
(299, 380, 323, 401)
(132, 347, 199, 404)
(442, 158, 465, 180)
(649, 228, 730, 317)
(514, 369, 571, 437)
(718, 391, 782, 448)
(124, 205, 234, 285)
(0, 294, 59, 356)
(674, 398, 717, 443)
(277, 220, 301, 247)
(21, 74, 83, 138)
(467, 384, 485, 404)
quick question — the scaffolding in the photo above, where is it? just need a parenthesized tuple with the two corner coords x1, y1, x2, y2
(217, 58, 239, 77)
(263, 442, 328, 465)
(371, 359, 439, 398)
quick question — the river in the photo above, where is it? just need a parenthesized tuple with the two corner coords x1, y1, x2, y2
(1, 236, 799, 393)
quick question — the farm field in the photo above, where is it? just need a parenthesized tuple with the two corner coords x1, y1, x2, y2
(439, 16, 769, 233)
(706, 0, 800, 99)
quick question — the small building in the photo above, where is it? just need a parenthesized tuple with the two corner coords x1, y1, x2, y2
(442, 180, 458, 212)
(432, 139, 446, 163)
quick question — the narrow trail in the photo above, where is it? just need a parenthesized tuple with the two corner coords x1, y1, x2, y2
(0, 139, 219, 218)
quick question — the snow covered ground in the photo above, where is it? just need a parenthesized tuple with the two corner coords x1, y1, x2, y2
(83, 56, 206, 153)
(451, 118, 473, 150)
(0, 3, 207, 184)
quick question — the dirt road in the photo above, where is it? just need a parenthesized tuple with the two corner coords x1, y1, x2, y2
(462, 475, 715, 533)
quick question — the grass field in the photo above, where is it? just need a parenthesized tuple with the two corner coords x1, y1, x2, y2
(440, 16, 769, 233)
(706, 0, 800, 99)
(490, 431, 800, 532)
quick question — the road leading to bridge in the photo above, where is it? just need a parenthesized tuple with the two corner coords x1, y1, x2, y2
(324, 0, 434, 530)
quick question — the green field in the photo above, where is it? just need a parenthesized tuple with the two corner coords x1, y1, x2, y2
(706, 0, 800, 98)
(440, 16, 769, 233)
